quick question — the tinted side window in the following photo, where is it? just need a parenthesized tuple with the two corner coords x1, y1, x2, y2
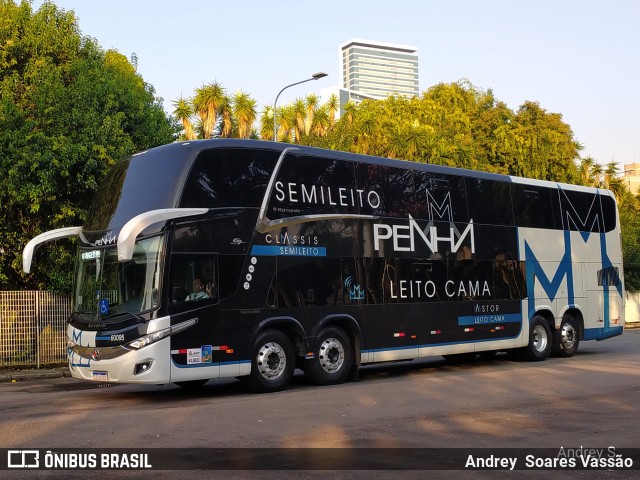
(276, 257, 340, 307)
(466, 179, 514, 226)
(414, 172, 469, 223)
(355, 164, 414, 217)
(511, 184, 557, 229)
(180, 148, 278, 208)
(169, 253, 217, 305)
(365, 258, 397, 304)
(558, 189, 602, 233)
(601, 195, 617, 233)
(268, 155, 357, 218)
(493, 259, 526, 300)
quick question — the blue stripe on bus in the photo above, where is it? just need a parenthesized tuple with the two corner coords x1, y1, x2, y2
(250, 245, 327, 257)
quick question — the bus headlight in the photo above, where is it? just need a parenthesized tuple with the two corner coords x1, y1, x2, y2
(127, 328, 170, 350)
(126, 318, 198, 350)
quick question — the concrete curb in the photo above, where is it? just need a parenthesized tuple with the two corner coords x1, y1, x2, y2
(0, 367, 70, 383)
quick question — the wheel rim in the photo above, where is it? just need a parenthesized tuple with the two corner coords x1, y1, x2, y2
(561, 323, 577, 349)
(319, 337, 345, 374)
(256, 341, 286, 381)
(532, 324, 548, 352)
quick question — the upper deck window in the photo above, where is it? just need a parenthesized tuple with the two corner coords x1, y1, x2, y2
(466, 178, 514, 226)
(180, 148, 279, 208)
(511, 183, 557, 229)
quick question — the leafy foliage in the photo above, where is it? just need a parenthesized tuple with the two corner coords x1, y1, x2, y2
(301, 80, 581, 183)
(0, 0, 176, 291)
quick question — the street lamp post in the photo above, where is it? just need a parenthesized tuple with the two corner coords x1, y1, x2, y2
(273, 72, 328, 142)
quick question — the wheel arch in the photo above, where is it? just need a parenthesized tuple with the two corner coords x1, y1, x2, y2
(531, 308, 555, 334)
(251, 316, 306, 351)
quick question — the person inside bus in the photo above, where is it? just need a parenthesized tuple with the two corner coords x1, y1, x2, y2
(185, 277, 209, 301)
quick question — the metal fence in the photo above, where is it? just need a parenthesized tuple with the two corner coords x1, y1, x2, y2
(0, 291, 71, 367)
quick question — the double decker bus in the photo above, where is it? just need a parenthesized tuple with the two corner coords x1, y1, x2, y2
(23, 140, 625, 392)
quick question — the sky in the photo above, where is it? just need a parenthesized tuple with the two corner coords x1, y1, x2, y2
(31, 0, 640, 169)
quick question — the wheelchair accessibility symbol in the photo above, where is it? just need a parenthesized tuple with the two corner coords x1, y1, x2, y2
(99, 299, 109, 315)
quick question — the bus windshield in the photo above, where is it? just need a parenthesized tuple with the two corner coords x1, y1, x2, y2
(74, 235, 163, 318)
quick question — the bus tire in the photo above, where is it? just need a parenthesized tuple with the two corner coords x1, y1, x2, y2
(519, 316, 552, 361)
(552, 316, 580, 357)
(305, 327, 353, 386)
(244, 330, 295, 393)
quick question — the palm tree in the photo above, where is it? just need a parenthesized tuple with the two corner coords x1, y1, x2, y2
(405, 121, 430, 159)
(356, 112, 376, 155)
(293, 98, 306, 141)
(591, 163, 603, 188)
(304, 94, 320, 135)
(325, 93, 339, 128)
(260, 106, 274, 140)
(579, 157, 596, 186)
(193, 81, 225, 139)
(603, 161, 619, 190)
(311, 105, 330, 137)
(277, 105, 296, 142)
(387, 127, 406, 159)
(607, 177, 627, 202)
(343, 101, 357, 124)
(193, 118, 206, 140)
(171, 96, 196, 140)
(218, 95, 233, 138)
(232, 91, 257, 139)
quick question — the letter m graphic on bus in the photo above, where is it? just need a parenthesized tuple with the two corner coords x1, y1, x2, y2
(559, 189, 602, 240)
(426, 191, 453, 222)
(524, 189, 608, 318)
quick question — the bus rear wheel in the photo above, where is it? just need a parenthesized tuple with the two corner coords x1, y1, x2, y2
(552, 316, 580, 357)
(518, 316, 552, 361)
(244, 330, 295, 393)
(305, 327, 353, 386)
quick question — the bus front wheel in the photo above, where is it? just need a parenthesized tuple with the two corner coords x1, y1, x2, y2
(244, 330, 295, 393)
(305, 327, 353, 386)
(518, 316, 552, 361)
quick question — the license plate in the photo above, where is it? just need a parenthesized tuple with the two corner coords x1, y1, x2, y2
(93, 371, 108, 382)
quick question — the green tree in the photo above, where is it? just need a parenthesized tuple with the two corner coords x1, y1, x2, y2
(307, 81, 581, 184)
(0, 0, 175, 291)
(619, 190, 640, 291)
